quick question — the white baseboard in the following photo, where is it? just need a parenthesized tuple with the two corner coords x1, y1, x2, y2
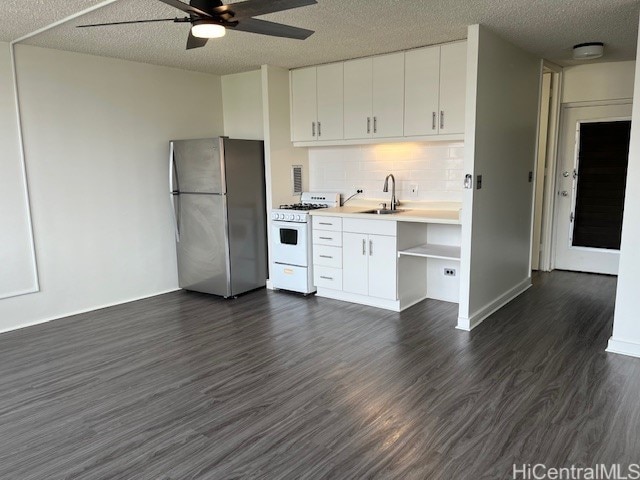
(0, 288, 181, 336)
(606, 337, 640, 358)
(456, 277, 532, 331)
(316, 288, 401, 311)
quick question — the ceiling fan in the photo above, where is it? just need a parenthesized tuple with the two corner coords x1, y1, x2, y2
(77, 0, 317, 50)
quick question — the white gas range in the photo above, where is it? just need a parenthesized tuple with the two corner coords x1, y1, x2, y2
(270, 192, 340, 294)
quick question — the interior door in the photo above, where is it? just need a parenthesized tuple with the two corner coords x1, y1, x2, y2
(554, 103, 632, 274)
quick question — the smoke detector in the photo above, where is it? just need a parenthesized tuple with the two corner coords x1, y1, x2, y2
(573, 42, 604, 60)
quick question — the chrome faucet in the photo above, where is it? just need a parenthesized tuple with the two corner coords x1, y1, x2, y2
(383, 174, 397, 210)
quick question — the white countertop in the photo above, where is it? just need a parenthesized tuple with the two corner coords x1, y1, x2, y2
(310, 206, 461, 225)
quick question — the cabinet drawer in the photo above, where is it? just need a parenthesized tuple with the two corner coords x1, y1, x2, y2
(314, 266, 343, 290)
(313, 245, 342, 268)
(313, 216, 342, 231)
(343, 218, 397, 236)
(313, 230, 342, 247)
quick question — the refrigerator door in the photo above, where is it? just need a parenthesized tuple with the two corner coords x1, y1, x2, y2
(171, 138, 225, 194)
(177, 193, 231, 296)
(223, 139, 268, 295)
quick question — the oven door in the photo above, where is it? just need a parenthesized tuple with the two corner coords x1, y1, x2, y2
(271, 220, 310, 267)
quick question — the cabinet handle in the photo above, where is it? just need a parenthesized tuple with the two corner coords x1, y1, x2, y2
(312, 121, 316, 137)
(440, 111, 444, 129)
(369, 240, 373, 256)
(373, 116, 377, 133)
(319, 255, 333, 259)
(362, 239, 366, 255)
(367, 117, 371, 134)
(318, 121, 322, 137)
(319, 236, 333, 240)
(432, 112, 437, 130)
(318, 222, 332, 225)
(320, 276, 334, 281)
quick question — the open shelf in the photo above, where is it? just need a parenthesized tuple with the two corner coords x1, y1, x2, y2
(398, 243, 461, 261)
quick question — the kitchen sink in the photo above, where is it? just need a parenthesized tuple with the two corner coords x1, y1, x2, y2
(360, 209, 407, 215)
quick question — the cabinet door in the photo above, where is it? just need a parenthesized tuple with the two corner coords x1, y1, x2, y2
(372, 52, 405, 138)
(291, 67, 317, 142)
(342, 232, 369, 295)
(317, 63, 344, 141)
(368, 234, 397, 300)
(439, 42, 467, 135)
(404, 46, 440, 136)
(343, 58, 373, 139)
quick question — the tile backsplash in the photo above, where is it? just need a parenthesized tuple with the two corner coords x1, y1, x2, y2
(309, 142, 465, 203)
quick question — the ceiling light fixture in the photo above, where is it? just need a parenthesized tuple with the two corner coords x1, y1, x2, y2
(191, 21, 226, 39)
(572, 42, 604, 60)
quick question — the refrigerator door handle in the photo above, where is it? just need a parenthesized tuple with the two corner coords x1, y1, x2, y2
(169, 146, 180, 241)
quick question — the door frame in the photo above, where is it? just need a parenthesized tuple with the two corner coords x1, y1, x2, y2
(531, 61, 563, 272)
(547, 98, 633, 271)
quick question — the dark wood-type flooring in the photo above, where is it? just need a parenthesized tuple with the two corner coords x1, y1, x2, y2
(1, 271, 639, 479)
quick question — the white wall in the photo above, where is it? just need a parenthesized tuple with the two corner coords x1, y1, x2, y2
(0, 45, 223, 332)
(562, 61, 635, 104)
(607, 23, 640, 358)
(458, 25, 541, 330)
(308, 142, 464, 202)
(0, 43, 38, 299)
(222, 70, 264, 140)
(261, 65, 309, 209)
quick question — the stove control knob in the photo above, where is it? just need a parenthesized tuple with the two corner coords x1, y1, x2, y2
(288, 214, 295, 221)
(296, 215, 302, 221)
(276, 213, 282, 220)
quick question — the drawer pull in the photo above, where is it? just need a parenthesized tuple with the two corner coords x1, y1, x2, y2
(318, 222, 333, 225)
(319, 236, 333, 240)
(319, 255, 333, 259)
(320, 276, 334, 281)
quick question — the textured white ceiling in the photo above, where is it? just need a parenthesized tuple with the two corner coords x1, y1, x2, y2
(2, 0, 639, 75)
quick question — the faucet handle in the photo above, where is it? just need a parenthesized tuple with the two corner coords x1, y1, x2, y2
(379, 203, 387, 210)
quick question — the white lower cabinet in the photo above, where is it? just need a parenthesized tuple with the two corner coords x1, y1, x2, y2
(343, 232, 396, 300)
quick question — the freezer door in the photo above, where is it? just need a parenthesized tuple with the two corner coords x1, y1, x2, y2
(171, 138, 224, 194)
(224, 139, 268, 295)
(176, 193, 231, 296)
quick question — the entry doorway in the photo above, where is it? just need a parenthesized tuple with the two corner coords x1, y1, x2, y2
(553, 103, 631, 275)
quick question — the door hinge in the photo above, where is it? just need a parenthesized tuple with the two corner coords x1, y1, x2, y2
(570, 212, 574, 222)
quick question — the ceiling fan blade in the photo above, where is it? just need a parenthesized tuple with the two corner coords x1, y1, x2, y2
(232, 18, 314, 40)
(215, 0, 317, 20)
(187, 31, 209, 49)
(157, 0, 212, 17)
(190, 0, 223, 9)
(77, 18, 183, 28)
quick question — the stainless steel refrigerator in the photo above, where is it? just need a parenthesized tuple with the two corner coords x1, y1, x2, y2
(169, 137, 267, 298)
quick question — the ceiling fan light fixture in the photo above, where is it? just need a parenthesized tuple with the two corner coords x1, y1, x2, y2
(191, 21, 226, 39)
(573, 42, 604, 60)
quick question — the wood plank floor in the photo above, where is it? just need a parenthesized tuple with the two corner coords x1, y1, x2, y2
(0, 271, 638, 479)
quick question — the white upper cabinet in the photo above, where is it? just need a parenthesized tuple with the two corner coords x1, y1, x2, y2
(404, 46, 441, 137)
(291, 67, 317, 142)
(372, 52, 405, 138)
(439, 42, 467, 135)
(290, 40, 466, 145)
(291, 63, 344, 142)
(343, 58, 373, 139)
(316, 63, 344, 141)
(404, 41, 467, 137)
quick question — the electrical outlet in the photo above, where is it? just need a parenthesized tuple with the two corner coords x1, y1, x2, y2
(444, 268, 456, 277)
(356, 189, 363, 194)
(409, 184, 419, 198)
